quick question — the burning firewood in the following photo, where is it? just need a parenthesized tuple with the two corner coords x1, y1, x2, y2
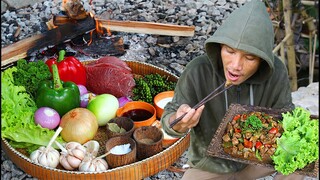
(62, 0, 88, 20)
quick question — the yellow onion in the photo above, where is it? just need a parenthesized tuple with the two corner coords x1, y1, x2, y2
(60, 108, 98, 144)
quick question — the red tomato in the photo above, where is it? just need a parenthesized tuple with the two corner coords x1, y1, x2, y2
(255, 141, 263, 149)
(233, 114, 241, 121)
(244, 139, 253, 148)
(269, 127, 278, 134)
(235, 128, 241, 133)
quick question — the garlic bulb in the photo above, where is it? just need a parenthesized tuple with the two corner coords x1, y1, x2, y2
(29, 127, 62, 168)
(55, 141, 87, 170)
(83, 140, 100, 157)
(78, 156, 109, 172)
(30, 146, 60, 168)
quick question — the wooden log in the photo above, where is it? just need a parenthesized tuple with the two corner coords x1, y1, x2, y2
(282, 0, 298, 91)
(1, 16, 96, 67)
(94, 18, 195, 37)
(52, 16, 195, 37)
(1, 16, 195, 67)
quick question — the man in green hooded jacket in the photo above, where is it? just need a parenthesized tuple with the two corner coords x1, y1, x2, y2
(161, 0, 305, 179)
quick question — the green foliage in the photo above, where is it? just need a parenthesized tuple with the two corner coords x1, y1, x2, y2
(271, 107, 319, 175)
(1, 66, 64, 153)
(132, 73, 176, 104)
(12, 59, 52, 99)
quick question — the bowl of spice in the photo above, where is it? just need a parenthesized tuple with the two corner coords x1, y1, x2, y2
(133, 126, 163, 161)
(116, 101, 156, 128)
(106, 117, 135, 139)
(105, 136, 137, 168)
(154, 91, 174, 119)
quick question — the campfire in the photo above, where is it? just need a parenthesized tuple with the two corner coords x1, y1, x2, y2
(1, 0, 195, 67)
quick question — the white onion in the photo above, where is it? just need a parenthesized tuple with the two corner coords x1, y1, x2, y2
(60, 108, 98, 144)
(87, 94, 119, 126)
(34, 107, 60, 130)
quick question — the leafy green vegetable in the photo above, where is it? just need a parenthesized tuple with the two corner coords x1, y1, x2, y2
(1, 66, 64, 153)
(12, 59, 51, 99)
(271, 107, 319, 175)
(243, 114, 263, 131)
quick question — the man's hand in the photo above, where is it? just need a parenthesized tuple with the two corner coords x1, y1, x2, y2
(169, 104, 205, 133)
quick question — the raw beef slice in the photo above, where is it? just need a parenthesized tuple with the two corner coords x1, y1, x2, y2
(85, 56, 135, 97)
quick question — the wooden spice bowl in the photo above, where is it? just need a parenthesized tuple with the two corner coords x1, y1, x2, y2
(105, 136, 137, 168)
(106, 117, 135, 139)
(133, 126, 163, 161)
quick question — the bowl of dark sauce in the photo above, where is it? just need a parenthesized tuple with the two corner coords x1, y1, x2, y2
(116, 101, 156, 128)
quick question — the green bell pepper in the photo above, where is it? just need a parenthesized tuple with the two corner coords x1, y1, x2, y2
(36, 64, 80, 116)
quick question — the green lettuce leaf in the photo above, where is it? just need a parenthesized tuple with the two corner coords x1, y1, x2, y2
(1, 67, 65, 153)
(271, 107, 319, 175)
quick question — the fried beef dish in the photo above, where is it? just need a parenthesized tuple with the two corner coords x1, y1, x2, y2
(222, 111, 283, 163)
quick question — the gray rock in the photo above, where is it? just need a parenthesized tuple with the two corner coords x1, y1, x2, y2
(5, 0, 45, 10)
(1, 1, 8, 14)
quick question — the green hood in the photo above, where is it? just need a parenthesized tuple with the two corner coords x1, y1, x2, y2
(205, 0, 274, 83)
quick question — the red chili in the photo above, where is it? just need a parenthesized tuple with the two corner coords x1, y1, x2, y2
(46, 50, 86, 86)
(269, 127, 278, 134)
(244, 139, 253, 148)
(242, 114, 247, 119)
(255, 141, 263, 149)
(264, 144, 272, 148)
(233, 114, 241, 121)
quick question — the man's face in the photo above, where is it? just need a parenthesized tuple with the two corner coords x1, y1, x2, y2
(221, 45, 261, 85)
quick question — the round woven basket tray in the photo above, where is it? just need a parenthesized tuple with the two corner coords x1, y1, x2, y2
(1, 60, 190, 179)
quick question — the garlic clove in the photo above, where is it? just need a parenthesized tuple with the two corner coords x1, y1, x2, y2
(88, 163, 97, 172)
(66, 155, 82, 168)
(46, 149, 60, 168)
(70, 149, 86, 160)
(39, 153, 49, 167)
(95, 159, 108, 171)
(65, 142, 81, 149)
(30, 149, 41, 162)
(78, 156, 92, 172)
(60, 155, 74, 170)
(83, 140, 100, 157)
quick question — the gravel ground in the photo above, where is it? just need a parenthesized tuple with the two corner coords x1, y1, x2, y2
(1, 0, 319, 179)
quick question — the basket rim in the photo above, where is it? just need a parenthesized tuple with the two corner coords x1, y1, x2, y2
(1, 132, 189, 174)
(82, 59, 179, 80)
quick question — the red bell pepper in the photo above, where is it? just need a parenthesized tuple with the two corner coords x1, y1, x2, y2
(233, 114, 241, 121)
(46, 50, 86, 86)
(243, 139, 253, 148)
(268, 127, 279, 134)
(255, 141, 263, 149)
